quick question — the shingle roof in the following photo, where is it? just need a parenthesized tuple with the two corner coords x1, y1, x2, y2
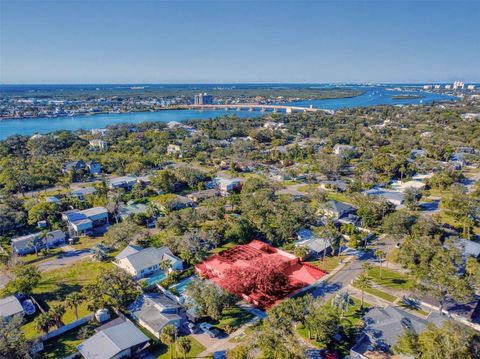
(130, 293, 181, 334)
(77, 320, 149, 359)
(362, 306, 444, 347)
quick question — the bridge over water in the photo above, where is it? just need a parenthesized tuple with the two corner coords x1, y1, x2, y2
(180, 103, 334, 115)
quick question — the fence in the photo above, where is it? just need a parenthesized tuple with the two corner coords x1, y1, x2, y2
(42, 314, 93, 341)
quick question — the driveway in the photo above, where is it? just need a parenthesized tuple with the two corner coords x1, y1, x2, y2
(36, 245, 92, 272)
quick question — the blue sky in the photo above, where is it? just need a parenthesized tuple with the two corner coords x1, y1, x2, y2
(1, 0, 479, 84)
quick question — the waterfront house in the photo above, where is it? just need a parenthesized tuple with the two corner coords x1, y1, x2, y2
(114, 245, 183, 280)
(11, 230, 66, 255)
(77, 318, 150, 359)
(89, 139, 108, 151)
(129, 293, 184, 339)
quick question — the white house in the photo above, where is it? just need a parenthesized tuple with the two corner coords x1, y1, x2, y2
(114, 246, 183, 280)
(107, 176, 137, 190)
(11, 230, 66, 255)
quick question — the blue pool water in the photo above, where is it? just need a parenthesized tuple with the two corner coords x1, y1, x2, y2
(171, 276, 195, 296)
(145, 271, 166, 286)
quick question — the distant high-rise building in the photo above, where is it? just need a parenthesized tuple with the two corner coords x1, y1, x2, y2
(453, 81, 465, 90)
(194, 93, 214, 105)
(445, 85, 452, 90)
(467, 84, 476, 90)
(423, 85, 433, 90)
(434, 84, 441, 89)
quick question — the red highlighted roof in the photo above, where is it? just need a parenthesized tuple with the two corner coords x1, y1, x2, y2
(195, 240, 325, 309)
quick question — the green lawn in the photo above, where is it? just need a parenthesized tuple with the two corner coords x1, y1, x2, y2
(306, 255, 342, 273)
(363, 287, 397, 303)
(20, 248, 64, 267)
(211, 242, 237, 254)
(297, 296, 371, 357)
(152, 335, 205, 359)
(40, 323, 93, 358)
(209, 306, 255, 332)
(367, 266, 414, 291)
(326, 192, 356, 205)
(20, 259, 113, 339)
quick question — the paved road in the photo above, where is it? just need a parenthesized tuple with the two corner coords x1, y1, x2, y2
(36, 248, 92, 272)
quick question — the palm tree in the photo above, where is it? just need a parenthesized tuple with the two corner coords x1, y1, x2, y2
(34, 312, 53, 335)
(375, 250, 387, 280)
(160, 325, 177, 359)
(49, 304, 66, 329)
(332, 291, 352, 320)
(65, 292, 84, 320)
(160, 259, 172, 273)
(177, 336, 191, 359)
(355, 269, 372, 309)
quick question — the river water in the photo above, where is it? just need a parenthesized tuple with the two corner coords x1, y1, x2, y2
(0, 85, 458, 140)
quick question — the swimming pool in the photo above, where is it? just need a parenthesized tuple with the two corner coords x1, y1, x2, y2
(170, 276, 195, 296)
(145, 271, 166, 286)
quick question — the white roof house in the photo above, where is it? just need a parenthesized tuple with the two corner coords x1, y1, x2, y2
(0, 296, 24, 319)
(78, 319, 149, 359)
(390, 180, 426, 192)
(11, 230, 66, 255)
(114, 246, 183, 279)
(107, 176, 137, 190)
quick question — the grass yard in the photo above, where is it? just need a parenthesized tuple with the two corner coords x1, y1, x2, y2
(40, 322, 94, 358)
(296, 184, 320, 193)
(209, 306, 255, 331)
(21, 259, 113, 339)
(326, 192, 355, 205)
(152, 335, 205, 359)
(297, 296, 371, 357)
(306, 255, 342, 273)
(211, 242, 237, 254)
(367, 266, 414, 291)
(363, 286, 397, 303)
(20, 248, 64, 267)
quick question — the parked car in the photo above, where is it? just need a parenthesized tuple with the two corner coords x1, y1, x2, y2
(187, 322, 198, 334)
(22, 299, 36, 315)
(199, 322, 220, 338)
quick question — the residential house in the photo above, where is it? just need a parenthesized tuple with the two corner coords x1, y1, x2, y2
(119, 203, 149, 221)
(89, 139, 108, 151)
(129, 293, 184, 339)
(63, 160, 86, 173)
(213, 177, 243, 194)
(86, 161, 101, 175)
(65, 207, 109, 237)
(77, 318, 150, 359)
(167, 144, 181, 155)
(390, 180, 426, 192)
(187, 189, 220, 203)
(458, 238, 480, 259)
(294, 228, 331, 258)
(114, 245, 183, 280)
(333, 144, 356, 157)
(107, 176, 137, 191)
(350, 306, 444, 359)
(0, 296, 24, 320)
(365, 187, 404, 208)
(11, 230, 66, 255)
(320, 200, 356, 219)
(71, 187, 97, 201)
(45, 196, 61, 204)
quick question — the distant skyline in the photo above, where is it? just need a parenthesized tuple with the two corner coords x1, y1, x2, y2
(1, 0, 479, 84)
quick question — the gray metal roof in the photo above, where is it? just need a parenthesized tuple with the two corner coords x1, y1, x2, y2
(0, 296, 23, 318)
(116, 246, 181, 272)
(78, 320, 149, 359)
